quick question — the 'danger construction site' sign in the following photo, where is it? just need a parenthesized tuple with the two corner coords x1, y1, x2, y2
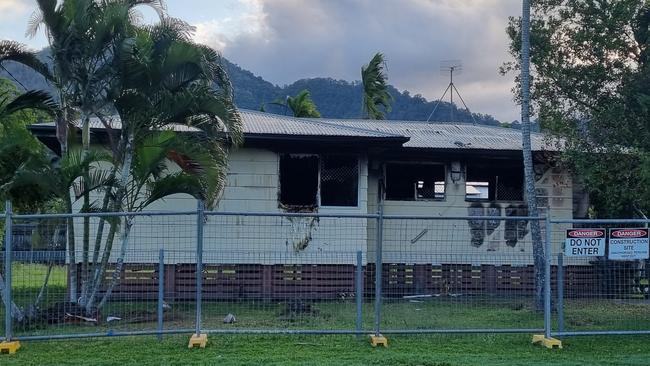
(608, 228, 649, 260)
(565, 229, 606, 257)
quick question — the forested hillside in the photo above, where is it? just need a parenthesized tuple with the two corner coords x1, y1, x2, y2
(1, 49, 502, 125)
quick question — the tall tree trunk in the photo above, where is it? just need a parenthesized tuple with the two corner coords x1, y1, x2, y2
(521, 0, 545, 310)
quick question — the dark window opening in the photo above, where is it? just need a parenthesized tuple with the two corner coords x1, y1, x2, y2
(320, 155, 359, 206)
(279, 155, 319, 206)
(465, 163, 523, 201)
(385, 163, 446, 201)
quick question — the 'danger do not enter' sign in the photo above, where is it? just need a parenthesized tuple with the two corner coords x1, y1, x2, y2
(608, 228, 650, 261)
(565, 229, 606, 257)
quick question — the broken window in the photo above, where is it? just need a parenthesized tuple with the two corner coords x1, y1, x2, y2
(385, 163, 446, 201)
(465, 162, 523, 201)
(320, 155, 359, 206)
(279, 154, 359, 208)
(279, 155, 319, 206)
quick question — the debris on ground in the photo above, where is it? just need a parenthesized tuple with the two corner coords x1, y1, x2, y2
(223, 313, 237, 324)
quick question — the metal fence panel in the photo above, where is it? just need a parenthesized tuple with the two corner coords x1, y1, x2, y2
(375, 216, 546, 333)
(4, 206, 650, 342)
(550, 219, 650, 336)
(200, 212, 372, 334)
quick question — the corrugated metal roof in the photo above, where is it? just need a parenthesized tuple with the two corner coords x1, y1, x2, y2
(31, 110, 561, 151)
(238, 110, 558, 151)
(316, 118, 559, 151)
(239, 110, 401, 138)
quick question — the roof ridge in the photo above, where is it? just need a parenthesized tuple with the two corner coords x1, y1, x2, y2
(239, 109, 404, 138)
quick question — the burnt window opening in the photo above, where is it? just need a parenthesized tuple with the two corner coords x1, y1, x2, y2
(279, 155, 319, 206)
(385, 163, 446, 201)
(465, 163, 524, 201)
(320, 155, 359, 206)
(279, 154, 359, 208)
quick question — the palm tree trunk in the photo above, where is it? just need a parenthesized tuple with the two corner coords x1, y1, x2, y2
(97, 216, 133, 310)
(520, 0, 545, 310)
(33, 263, 53, 307)
(0, 273, 24, 322)
(85, 133, 134, 313)
(84, 220, 117, 314)
(80, 112, 91, 303)
(65, 195, 78, 303)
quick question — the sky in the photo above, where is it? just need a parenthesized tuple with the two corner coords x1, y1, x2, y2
(0, 0, 524, 123)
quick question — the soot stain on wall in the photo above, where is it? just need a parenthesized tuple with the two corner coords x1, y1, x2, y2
(467, 203, 529, 249)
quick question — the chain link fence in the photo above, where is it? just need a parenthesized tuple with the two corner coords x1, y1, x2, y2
(2, 202, 650, 344)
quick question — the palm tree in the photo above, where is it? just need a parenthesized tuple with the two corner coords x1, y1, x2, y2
(0, 88, 59, 322)
(22, 0, 167, 301)
(93, 131, 225, 309)
(269, 89, 321, 118)
(82, 18, 243, 312)
(0, 146, 113, 322)
(361, 52, 393, 119)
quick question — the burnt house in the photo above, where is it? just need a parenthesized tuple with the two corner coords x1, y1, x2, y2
(31, 110, 588, 299)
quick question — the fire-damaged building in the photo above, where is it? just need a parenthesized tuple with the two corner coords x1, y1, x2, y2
(30, 110, 590, 299)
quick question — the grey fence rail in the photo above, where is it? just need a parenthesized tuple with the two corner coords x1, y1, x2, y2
(1, 201, 649, 346)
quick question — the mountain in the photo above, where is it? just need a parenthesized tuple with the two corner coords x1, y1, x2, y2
(1, 49, 501, 125)
(223, 59, 500, 125)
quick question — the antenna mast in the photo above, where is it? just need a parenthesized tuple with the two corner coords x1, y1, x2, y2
(426, 60, 477, 124)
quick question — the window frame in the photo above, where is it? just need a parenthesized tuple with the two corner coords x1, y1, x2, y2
(384, 161, 447, 202)
(318, 154, 361, 209)
(278, 153, 361, 209)
(464, 163, 525, 203)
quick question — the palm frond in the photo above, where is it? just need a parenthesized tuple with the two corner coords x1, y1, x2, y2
(0, 40, 53, 81)
(141, 171, 203, 208)
(361, 52, 393, 119)
(2, 90, 59, 117)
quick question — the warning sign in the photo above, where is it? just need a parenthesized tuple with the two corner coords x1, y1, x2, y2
(608, 228, 649, 261)
(565, 229, 606, 257)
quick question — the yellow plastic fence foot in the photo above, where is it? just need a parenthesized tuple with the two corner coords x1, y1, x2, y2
(0, 341, 21, 355)
(532, 334, 562, 349)
(188, 333, 208, 349)
(369, 334, 388, 347)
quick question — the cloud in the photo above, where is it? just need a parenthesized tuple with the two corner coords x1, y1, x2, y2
(191, 0, 522, 122)
(193, 0, 267, 53)
(0, 0, 30, 21)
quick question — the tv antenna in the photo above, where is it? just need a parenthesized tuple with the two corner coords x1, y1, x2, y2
(426, 60, 477, 124)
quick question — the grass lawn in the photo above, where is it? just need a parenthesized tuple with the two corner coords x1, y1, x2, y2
(4, 263, 650, 364)
(3, 333, 650, 365)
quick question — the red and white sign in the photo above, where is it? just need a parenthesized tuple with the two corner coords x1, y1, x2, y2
(608, 228, 649, 260)
(565, 229, 605, 257)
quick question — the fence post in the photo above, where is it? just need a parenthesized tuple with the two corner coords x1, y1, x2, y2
(355, 250, 363, 337)
(370, 206, 387, 347)
(157, 248, 164, 341)
(533, 211, 562, 348)
(3, 200, 12, 344)
(544, 212, 552, 339)
(189, 200, 207, 348)
(557, 252, 564, 334)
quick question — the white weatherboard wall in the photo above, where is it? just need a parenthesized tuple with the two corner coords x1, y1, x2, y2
(202, 149, 369, 265)
(366, 162, 575, 266)
(73, 148, 370, 265)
